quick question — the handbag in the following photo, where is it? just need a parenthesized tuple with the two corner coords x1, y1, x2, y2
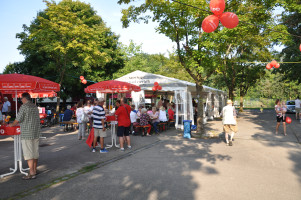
(81, 110, 89, 123)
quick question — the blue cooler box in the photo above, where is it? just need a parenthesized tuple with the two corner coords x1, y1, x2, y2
(183, 120, 192, 139)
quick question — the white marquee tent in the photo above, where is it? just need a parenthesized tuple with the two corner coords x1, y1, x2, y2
(117, 70, 226, 129)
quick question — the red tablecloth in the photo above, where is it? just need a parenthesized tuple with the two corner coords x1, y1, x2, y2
(0, 125, 21, 135)
(106, 115, 116, 122)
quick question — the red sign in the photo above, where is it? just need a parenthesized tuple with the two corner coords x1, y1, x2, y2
(0, 125, 21, 135)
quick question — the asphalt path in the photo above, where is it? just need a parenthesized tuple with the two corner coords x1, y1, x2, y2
(1, 110, 301, 200)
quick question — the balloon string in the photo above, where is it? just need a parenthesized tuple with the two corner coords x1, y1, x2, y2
(245, 62, 301, 64)
(171, 0, 301, 39)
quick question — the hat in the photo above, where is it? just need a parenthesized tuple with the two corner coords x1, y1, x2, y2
(227, 100, 233, 104)
(67, 105, 71, 109)
(98, 97, 105, 102)
(4, 97, 8, 100)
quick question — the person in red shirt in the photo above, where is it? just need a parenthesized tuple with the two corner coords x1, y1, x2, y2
(168, 103, 175, 120)
(115, 97, 132, 151)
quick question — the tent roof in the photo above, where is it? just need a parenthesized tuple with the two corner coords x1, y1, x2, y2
(116, 70, 225, 93)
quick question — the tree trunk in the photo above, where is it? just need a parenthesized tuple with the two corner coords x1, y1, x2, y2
(228, 87, 234, 101)
(196, 83, 204, 135)
(239, 95, 244, 112)
(56, 94, 60, 114)
(62, 98, 67, 110)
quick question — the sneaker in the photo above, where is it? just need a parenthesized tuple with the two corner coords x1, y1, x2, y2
(100, 149, 108, 153)
(92, 148, 96, 153)
(275, 131, 278, 135)
(229, 141, 233, 146)
(226, 143, 229, 146)
(120, 148, 125, 151)
(127, 146, 132, 149)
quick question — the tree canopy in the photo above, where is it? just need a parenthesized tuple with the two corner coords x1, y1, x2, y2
(10, 0, 124, 109)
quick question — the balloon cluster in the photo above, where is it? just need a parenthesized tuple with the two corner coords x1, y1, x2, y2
(202, 0, 239, 33)
(80, 76, 87, 84)
(152, 82, 162, 91)
(266, 60, 280, 70)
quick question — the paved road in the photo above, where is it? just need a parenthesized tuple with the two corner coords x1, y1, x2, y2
(1, 110, 301, 200)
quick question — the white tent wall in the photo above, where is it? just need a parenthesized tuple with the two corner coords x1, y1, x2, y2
(116, 70, 226, 130)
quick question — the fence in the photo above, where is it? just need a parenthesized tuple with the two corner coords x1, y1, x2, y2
(233, 98, 276, 108)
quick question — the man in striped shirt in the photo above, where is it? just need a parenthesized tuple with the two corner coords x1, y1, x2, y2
(92, 97, 108, 153)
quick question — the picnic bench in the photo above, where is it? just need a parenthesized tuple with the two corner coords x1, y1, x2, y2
(59, 121, 78, 131)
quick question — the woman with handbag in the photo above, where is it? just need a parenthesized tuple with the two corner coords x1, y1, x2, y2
(76, 102, 89, 140)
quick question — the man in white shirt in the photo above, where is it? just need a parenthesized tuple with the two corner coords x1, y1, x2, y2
(295, 96, 301, 121)
(2, 97, 11, 116)
(222, 100, 237, 146)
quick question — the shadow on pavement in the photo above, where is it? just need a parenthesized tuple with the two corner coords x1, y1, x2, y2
(242, 110, 301, 185)
(20, 133, 232, 200)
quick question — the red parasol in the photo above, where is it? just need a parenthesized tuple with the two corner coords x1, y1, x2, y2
(85, 80, 141, 93)
(0, 73, 60, 92)
(1, 90, 57, 98)
(0, 73, 60, 178)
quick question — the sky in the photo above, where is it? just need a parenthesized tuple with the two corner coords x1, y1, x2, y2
(0, 0, 175, 73)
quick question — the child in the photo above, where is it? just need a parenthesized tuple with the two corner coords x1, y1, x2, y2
(260, 105, 263, 113)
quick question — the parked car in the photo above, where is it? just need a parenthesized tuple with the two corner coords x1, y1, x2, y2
(286, 100, 296, 114)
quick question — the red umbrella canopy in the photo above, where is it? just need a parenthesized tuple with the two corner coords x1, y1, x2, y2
(85, 80, 141, 93)
(0, 73, 60, 92)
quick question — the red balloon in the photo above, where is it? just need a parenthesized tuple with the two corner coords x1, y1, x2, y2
(266, 63, 272, 70)
(286, 117, 292, 124)
(209, 0, 225, 16)
(274, 63, 280, 69)
(41, 120, 45, 124)
(202, 15, 219, 33)
(152, 86, 157, 91)
(270, 60, 277, 67)
(154, 82, 159, 87)
(82, 79, 87, 84)
(158, 85, 162, 90)
(220, 12, 239, 29)
(80, 76, 84, 80)
(299, 44, 301, 52)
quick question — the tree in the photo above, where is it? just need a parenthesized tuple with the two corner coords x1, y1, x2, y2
(117, 0, 283, 135)
(15, 0, 124, 111)
(279, 0, 301, 83)
(118, 0, 225, 135)
(114, 41, 193, 82)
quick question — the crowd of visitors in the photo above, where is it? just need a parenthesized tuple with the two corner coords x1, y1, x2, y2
(56, 96, 176, 153)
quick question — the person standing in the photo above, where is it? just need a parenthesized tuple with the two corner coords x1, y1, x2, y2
(76, 102, 87, 140)
(275, 99, 287, 136)
(92, 98, 108, 153)
(2, 97, 11, 116)
(222, 100, 237, 146)
(84, 100, 94, 128)
(295, 96, 301, 122)
(157, 98, 163, 108)
(130, 105, 137, 135)
(9, 93, 40, 180)
(115, 97, 132, 151)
